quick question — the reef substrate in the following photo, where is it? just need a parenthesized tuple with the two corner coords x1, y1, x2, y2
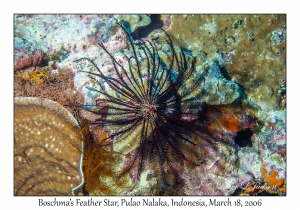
(14, 14, 286, 196)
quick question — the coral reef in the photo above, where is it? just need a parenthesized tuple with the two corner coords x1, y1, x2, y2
(74, 22, 245, 189)
(14, 67, 84, 119)
(114, 14, 151, 33)
(74, 24, 242, 113)
(181, 105, 255, 195)
(165, 15, 286, 118)
(81, 124, 132, 195)
(14, 34, 46, 70)
(13, 14, 286, 196)
(14, 48, 45, 70)
(14, 97, 84, 195)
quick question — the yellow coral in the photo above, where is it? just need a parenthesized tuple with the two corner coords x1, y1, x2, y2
(29, 71, 48, 84)
(17, 68, 48, 85)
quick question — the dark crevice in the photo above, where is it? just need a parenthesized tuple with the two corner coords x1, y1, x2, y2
(131, 14, 164, 40)
(231, 188, 242, 196)
(219, 66, 231, 80)
(234, 129, 253, 147)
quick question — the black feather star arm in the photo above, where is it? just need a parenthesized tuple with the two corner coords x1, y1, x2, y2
(74, 22, 228, 187)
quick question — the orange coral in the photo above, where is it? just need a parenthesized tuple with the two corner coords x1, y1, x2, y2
(17, 70, 48, 85)
(202, 105, 243, 134)
(207, 124, 215, 133)
(30, 71, 48, 84)
(261, 163, 285, 190)
(223, 113, 239, 133)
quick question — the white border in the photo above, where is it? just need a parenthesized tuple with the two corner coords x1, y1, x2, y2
(3, 0, 298, 209)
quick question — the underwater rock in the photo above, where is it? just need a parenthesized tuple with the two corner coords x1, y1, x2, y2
(74, 26, 242, 123)
(14, 37, 37, 52)
(46, 15, 108, 55)
(181, 105, 256, 195)
(114, 14, 151, 33)
(238, 147, 262, 178)
(167, 14, 286, 118)
(14, 14, 112, 73)
(14, 49, 45, 70)
(160, 15, 172, 30)
(14, 50, 33, 70)
(236, 111, 286, 193)
(197, 61, 241, 105)
(14, 37, 45, 70)
(247, 85, 276, 112)
(14, 97, 84, 195)
(182, 137, 253, 195)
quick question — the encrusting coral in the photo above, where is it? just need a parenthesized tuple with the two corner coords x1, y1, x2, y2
(181, 104, 256, 195)
(14, 97, 84, 195)
(261, 163, 285, 191)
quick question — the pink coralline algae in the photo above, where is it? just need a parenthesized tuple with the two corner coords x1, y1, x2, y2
(14, 50, 44, 70)
(268, 128, 285, 147)
(181, 138, 253, 195)
(14, 50, 32, 70)
(32, 50, 44, 66)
